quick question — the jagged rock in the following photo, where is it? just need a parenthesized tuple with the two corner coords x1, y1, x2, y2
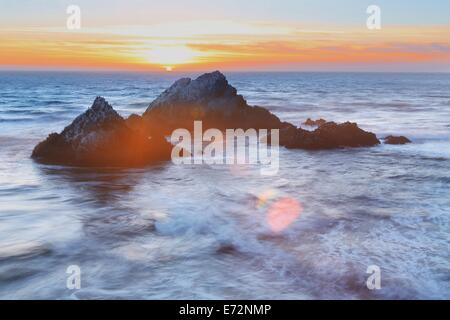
(32, 72, 386, 167)
(384, 135, 411, 145)
(303, 118, 327, 127)
(32, 97, 171, 166)
(280, 121, 380, 149)
(144, 71, 380, 149)
(143, 71, 284, 133)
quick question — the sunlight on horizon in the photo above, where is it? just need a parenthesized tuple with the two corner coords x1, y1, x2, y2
(140, 45, 207, 69)
(0, 18, 449, 72)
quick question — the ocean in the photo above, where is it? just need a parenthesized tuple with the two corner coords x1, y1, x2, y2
(0, 71, 449, 299)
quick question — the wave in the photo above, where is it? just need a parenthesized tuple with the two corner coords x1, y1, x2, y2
(44, 100, 65, 105)
(0, 117, 32, 122)
(0, 241, 52, 261)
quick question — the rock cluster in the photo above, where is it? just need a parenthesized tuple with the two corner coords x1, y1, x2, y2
(32, 71, 402, 167)
(143, 71, 380, 149)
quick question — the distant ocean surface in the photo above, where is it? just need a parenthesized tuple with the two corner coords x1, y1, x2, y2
(0, 71, 449, 299)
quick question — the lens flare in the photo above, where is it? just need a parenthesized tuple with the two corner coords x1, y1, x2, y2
(267, 197, 302, 233)
(256, 189, 277, 209)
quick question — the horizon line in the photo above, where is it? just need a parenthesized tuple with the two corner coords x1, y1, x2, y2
(1, 68, 450, 75)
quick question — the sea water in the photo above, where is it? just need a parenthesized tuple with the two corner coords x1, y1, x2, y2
(0, 71, 449, 299)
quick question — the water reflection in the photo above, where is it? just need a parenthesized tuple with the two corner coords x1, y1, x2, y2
(35, 163, 169, 243)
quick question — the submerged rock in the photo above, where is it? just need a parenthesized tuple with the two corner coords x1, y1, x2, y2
(216, 243, 238, 255)
(384, 135, 411, 145)
(303, 118, 327, 127)
(32, 97, 171, 166)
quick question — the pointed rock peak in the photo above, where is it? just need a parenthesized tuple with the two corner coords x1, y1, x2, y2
(84, 96, 122, 123)
(89, 96, 117, 115)
(91, 96, 111, 110)
(62, 96, 124, 140)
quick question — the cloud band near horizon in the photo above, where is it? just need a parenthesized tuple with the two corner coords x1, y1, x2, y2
(1, 0, 449, 72)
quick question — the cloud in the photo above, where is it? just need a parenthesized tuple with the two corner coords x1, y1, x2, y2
(1, 23, 449, 71)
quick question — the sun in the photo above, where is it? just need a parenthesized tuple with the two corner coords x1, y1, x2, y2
(143, 45, 200, 67)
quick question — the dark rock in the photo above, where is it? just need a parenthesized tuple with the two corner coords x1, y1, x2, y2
(32, 97, 171, 166)
(143, 71, 285, 133)
(280, 121, 380, 149)
(143, 71, 380, 149)
(216, 244, 237, 255)
(125, 113, 149, 135)
(33, 72, 385, 167)
(303, 118, 327, 127)
(384, 135, 411, 145)
(126, 113, 144, 128)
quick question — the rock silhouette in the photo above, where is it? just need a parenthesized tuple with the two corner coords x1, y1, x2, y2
(143, 71, 286, 134)
(32, 97, 171, 166)
(143, 71, 380, 149)
(33, 71, 385, 167)
(280, 121, 380, 149)
(384, 135, 412, 145)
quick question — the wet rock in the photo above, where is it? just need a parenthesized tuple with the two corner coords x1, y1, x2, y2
(32, 97, 171, 166)
(125, 113, 151, 135)
(125, 113, 144, 129)
(144, 71, 380, 150)
(303, 118, 327, 127)
(143, 71, 284, 133)
(216, 244, 237, 255)
(33, 72, 386, 166)
(280, 121, 380, 149)
(384, 135, 411, 145)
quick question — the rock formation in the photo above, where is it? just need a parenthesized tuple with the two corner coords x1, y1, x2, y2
(143, 71, 286, 133)
(32, 97, 171, 166)
(143, 71, 380, 149)
(280, 121, 380, 149)
(383, 135, 412, 145)
(32, 71, 386, 167)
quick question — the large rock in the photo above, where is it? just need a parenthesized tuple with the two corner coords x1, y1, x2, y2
(32, 97, 171, 166)
(32, 72, 384, 168)
(143, 71, 285, 133)
(143, 71, 380, 149)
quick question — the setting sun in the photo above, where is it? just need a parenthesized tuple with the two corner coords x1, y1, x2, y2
(141, 46, 203, 67)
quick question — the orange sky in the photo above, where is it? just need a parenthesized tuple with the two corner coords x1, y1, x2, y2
(1, 22, 450, 72)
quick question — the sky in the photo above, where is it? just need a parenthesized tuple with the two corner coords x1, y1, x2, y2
(1, 0, 449, 72)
